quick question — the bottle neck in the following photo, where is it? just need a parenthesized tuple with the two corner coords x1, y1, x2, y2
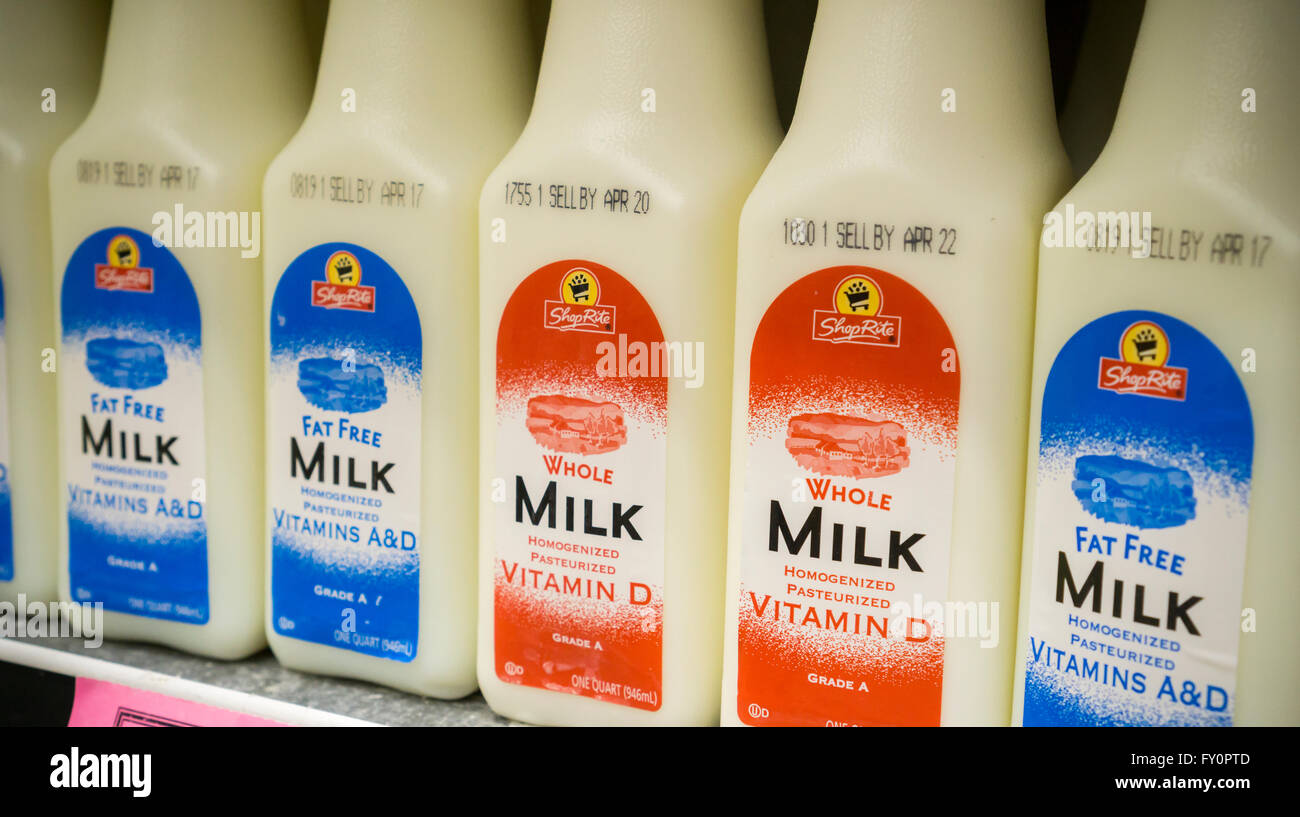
(310, 0, 535, 134)
(1104, 0, 1299, 185)
(94, 0, 310, 121)
(788, 0, 1058, 162)
(526, 0, 775, 145)
(1057, 0, 1146, 178)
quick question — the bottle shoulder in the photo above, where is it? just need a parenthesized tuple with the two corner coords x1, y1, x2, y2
(480, 125, 780, 214)
(1053, 158, 1300, 242)
(266, 118, 519, 201)
(51, 103, 306, 175)
(741, 141, 1072, 227)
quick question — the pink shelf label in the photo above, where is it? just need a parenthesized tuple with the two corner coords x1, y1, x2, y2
(67, 677, 286, 727)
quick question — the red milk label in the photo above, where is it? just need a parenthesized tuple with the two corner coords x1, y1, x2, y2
(737, 266, 960, 726)
(493, 259, 666, 711)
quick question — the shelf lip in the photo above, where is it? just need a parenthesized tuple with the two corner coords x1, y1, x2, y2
(0, 637, 375, 727)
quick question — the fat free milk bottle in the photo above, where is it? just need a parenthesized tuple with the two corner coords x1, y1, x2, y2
(49, 0, 311, 659)
(262, 0, 536, 697)
(721, 0, 1070, 726)
(1014, 0, 1300, 727)
(0, 0, 108, 605)
(479, 0, 780, 726)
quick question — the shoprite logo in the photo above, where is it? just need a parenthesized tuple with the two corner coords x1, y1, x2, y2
(812, 273, 901, 347)
(544, 267, 615, 334)
(311, 250, 375, 311)
(94, 235, 153, 293)
(1097, 320, 1187, 400)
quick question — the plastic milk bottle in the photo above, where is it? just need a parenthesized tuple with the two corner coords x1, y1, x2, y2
(1014, 0, 1300, 727)
(49, 0, 311, 658)
(721, 0, 1070, 726)
(261, 0, 536, 696)
(478, 0, 780, 725)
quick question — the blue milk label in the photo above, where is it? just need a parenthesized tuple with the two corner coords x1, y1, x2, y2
(0, 270, 12, 582)
(1024, 310, 1253, 726)
(269, 243, 421, 662)
(60, 228, 208, 622)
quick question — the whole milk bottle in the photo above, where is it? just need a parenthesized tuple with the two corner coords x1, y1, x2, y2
(478, 0, 780, 725)
(49, 0, 311, 659)
(721, 0, 1070, 726)
(1014, 0, 1300, 727)
(0, 0, 108, 605)
(261, 0, 536, 696)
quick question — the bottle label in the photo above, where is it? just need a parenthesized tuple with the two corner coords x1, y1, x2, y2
(0, 270, 11, 582)
(1023, 310, 1252, 726)
(736, 265, 959, 726)
(738, 265, 961, 723)
(60, 227, 208, 622)
(268, 243, 421, 662)
(493, 259, 666, 711)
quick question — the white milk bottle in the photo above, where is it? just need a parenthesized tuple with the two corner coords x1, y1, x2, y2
(721, 0, 1070, 726)
(1014, 0, 1299, 727)
(0, 0, 108, 606)
(49, 0, 311, 659)
(261, 0, 536, 697)
(478, 0, 780, 726)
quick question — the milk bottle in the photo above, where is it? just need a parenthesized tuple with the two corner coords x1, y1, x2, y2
(1014, 0, 1300, 727)
(262, 0, 536, 696)
(49, 0, 311, 658)
(478, 0, 780, 725)
(721, 0, 1070, 726)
